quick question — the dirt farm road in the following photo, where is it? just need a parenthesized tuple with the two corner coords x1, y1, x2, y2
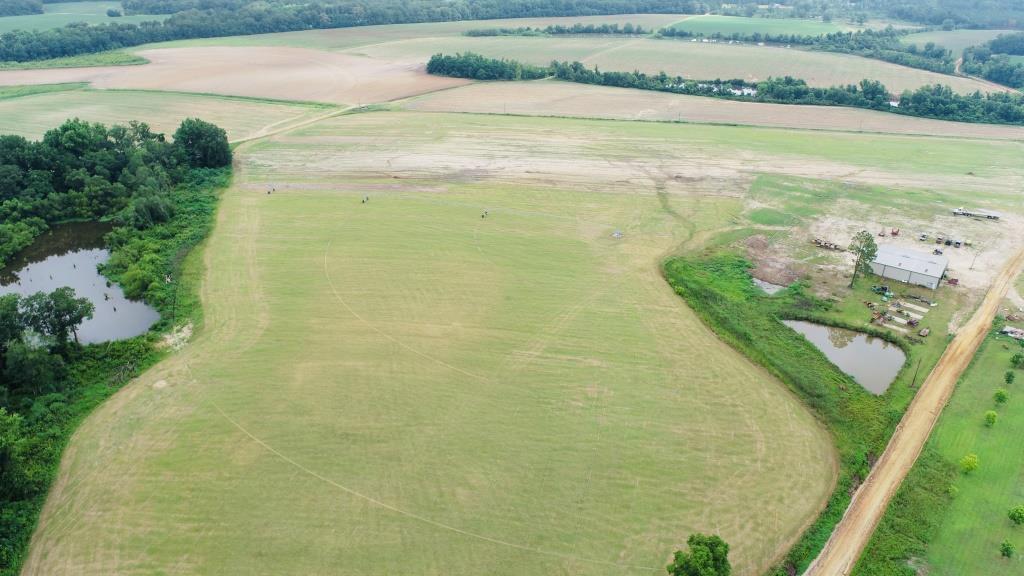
(805, 246, 1024, 575)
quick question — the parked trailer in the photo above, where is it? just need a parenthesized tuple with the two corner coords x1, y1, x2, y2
(953, 207, 1001, 220)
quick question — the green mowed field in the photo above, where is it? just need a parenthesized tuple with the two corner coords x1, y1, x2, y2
(668, 15, 847, 36)
(20, 111, 853, 576)
(0, 86, 333, 141)
(0, 2, 161, 34)
(922, 333, 1024, 574)
(346, 35, 994, 94)
(138, 14, 690, 52)
(23, 111, 1024, 576)
(901, 29, 1015, 55)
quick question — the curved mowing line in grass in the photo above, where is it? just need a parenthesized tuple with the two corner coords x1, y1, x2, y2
(323, 238, 495, 383)
(201, 365, 661, 572)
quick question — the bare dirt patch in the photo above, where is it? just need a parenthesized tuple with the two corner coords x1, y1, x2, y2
(405, 81, 1024, 140)
(0, 46, 470, 104)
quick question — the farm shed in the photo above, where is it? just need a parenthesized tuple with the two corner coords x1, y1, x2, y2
(870, 245, 948, 290)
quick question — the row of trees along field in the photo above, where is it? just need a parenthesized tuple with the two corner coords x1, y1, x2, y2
(426, 52, 1024, 125)
(0, 117, 231, 575)
(0, 0, 704, 62)
(963, 32, 1024, 89)
(465, 22, 650, 37)
(658, 27, 956, 74)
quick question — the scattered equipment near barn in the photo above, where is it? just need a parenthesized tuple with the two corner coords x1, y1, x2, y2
(813, 238, 843, 251)
(870, 245, 948, 290)
(953, 207, 1000, 220)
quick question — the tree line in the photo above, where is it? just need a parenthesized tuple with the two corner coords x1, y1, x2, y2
(426, 52, 548, 80)
(0, 0, 704, 62)
(658, 26, 955, 75)
(426, 52, 1024, 125)
(0, 0, 43, 17)
(465, 22, 649, 37)
(0, 118, 231, 269)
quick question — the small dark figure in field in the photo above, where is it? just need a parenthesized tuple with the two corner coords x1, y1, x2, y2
(362, 195, 369, 204)
(481, 210, 489, 218)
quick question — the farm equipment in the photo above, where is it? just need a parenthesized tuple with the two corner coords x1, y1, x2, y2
(947, 278, 960, 286)
(879, 229, 887, 237)
(919, 328, 930, 337)
(953, 207, 1001, 220)
(812, 238, 843, 251)
(871, 285, 893, 297)
(918, 233, 928, 241)
(933, 248, 944, 255)
(890, 228, 900, 236)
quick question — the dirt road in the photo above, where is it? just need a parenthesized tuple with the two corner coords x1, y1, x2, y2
(805, 246, 1024, 575)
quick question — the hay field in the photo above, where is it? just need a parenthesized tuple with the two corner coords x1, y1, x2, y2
(404, 80, 1024, 140)
(0, 47, 469, 105)
(21, 111, 852, 576)
(0, 1, 160, 34)
(0, 87, 333, 141)
(24, 110, 1024, 576)
(668, 15, 848, 36)
(347, 35, 997, 94)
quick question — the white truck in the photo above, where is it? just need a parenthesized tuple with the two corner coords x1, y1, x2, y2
(953, 207, 1001, 220)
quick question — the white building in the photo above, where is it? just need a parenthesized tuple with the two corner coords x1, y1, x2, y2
(869, 245, 948, 290)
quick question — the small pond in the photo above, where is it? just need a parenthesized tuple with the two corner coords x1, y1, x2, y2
(0, 222, 160, 344)
(783, 320, 906, 395)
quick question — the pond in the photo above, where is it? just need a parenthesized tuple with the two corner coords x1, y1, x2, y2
(0, 222, 160, 344)
(783, 320, 906, 395)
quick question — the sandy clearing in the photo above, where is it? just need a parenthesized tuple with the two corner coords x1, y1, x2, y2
(805, 246, 1024, 576)
(0, 46, 470, 104)
(404, 81, 1024, 140)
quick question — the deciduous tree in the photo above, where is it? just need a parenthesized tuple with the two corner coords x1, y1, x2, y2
(848, 230, 878, 288)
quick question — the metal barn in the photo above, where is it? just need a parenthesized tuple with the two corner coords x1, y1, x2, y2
(869, 245, 948, 290)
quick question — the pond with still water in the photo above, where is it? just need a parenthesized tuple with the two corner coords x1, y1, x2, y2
(0, 223, 159, 344)
(783, 320, 906, 395)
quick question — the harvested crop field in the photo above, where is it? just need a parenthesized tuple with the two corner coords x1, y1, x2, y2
(901, 29, 1015, 54)
(0, 86, 333, 141)
(23, 111, 849, 576)
(0, 47, 470, 105)
(668, 14, 848, 36)
(404, 80, 1024, 140)
(348, 35, 998, 94)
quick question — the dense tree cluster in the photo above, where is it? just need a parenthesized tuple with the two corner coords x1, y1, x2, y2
(426, 52, 548, 80)
(0, 119, 230, 268)
(667, 534, 731, 576)
(0, 0, 43, 17)
(0, 0, 703, 62)
(962, 33, 1024, 89)
(465, 22, 649, 37)
(659, 27, 955, 74)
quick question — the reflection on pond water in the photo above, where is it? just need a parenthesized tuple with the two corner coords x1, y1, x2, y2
(0, 223, 159, 344)
(783, 320, 906, 395)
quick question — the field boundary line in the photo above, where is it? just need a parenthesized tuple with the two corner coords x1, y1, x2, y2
(199, 368, 659, 572)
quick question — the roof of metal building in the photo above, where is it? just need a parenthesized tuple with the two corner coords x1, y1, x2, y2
(872, 245, 948, 278)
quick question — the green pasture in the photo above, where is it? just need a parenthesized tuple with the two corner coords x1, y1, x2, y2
(0, 2, 162, 34)
(137, 14, 689, 51)
(922, 333, 1024, 574)
(901, 29, 1015, 55)
(668, 15, 847, 37)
